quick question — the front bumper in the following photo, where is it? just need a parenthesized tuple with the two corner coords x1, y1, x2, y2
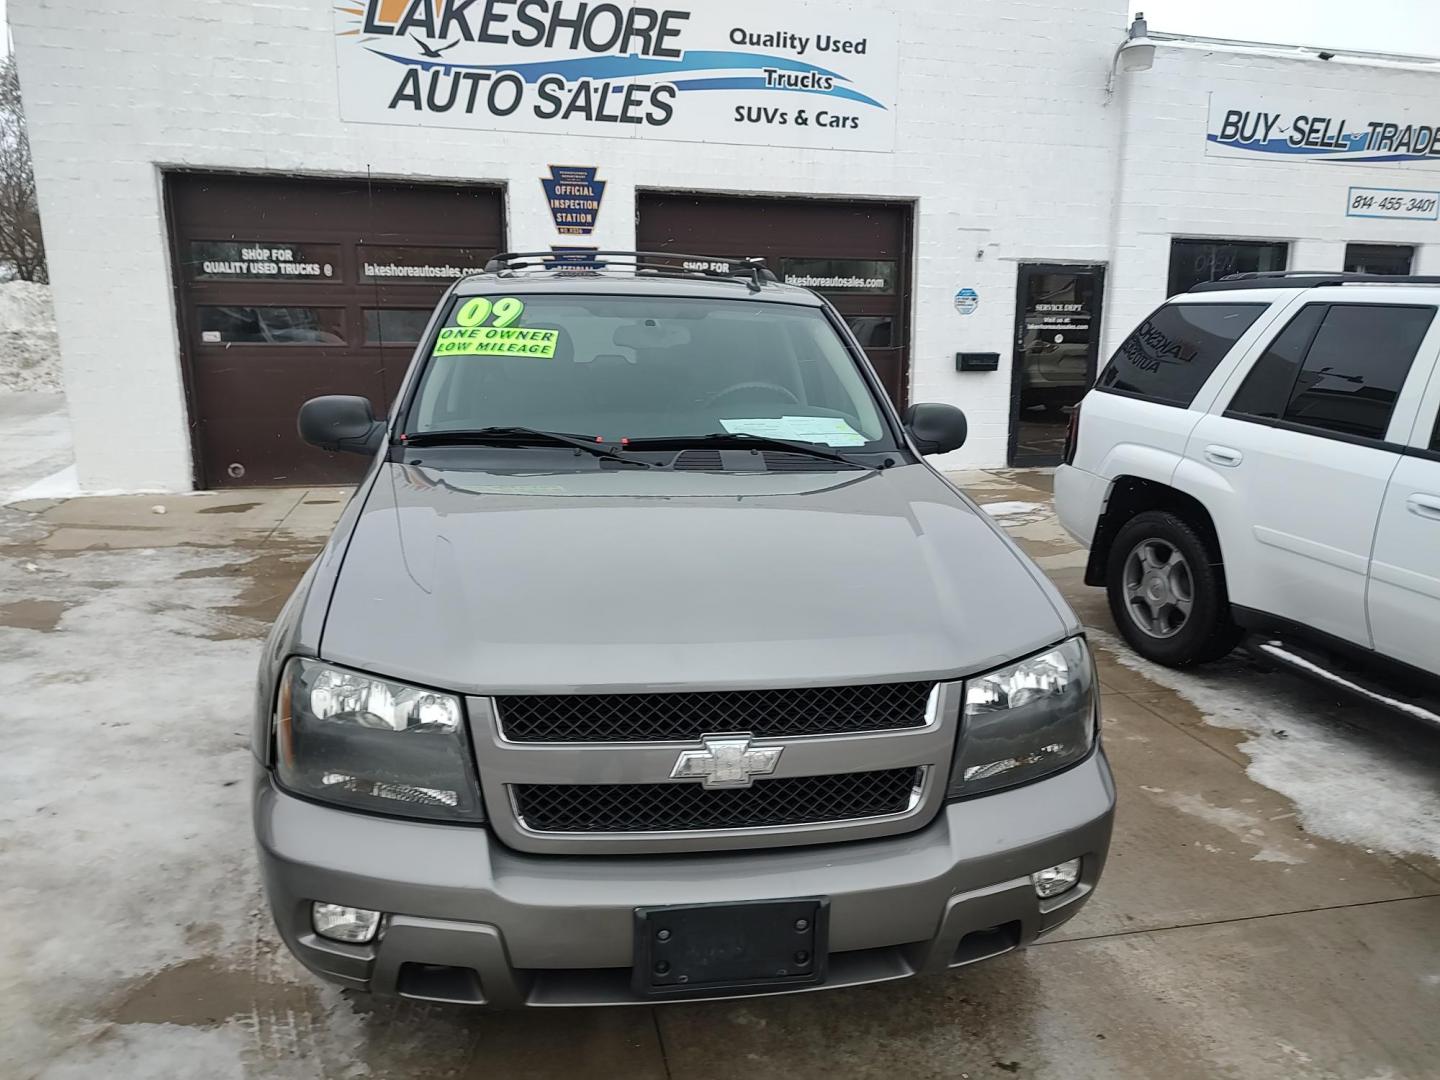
(254, 750, 1114, 1007)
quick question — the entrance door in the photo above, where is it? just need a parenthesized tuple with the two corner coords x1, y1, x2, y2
(637, 193, 913, 406)
(1009, 264, 1106, 466)
(166, 173, 504, 488)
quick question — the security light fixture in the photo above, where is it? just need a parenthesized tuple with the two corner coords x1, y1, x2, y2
(1106, 12, 1156, 99)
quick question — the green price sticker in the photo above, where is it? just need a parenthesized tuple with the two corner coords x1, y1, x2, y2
(433, 325, 558, 358)
(434, 296, 556, 357)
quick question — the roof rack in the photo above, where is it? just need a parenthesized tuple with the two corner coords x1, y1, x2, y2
(479, 251, 780, 292)
(1190, 271, 1440, 293)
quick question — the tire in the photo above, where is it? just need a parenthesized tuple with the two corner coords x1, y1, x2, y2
(1105, 510, 1240, 667)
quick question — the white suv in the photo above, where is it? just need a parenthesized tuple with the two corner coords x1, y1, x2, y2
(1057, 272, 1440, 713)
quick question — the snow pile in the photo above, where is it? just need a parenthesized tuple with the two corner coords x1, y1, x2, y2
(0, 281, 61, 393)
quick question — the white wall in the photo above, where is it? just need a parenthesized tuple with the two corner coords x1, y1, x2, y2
(1105, 41, 1440, 359)
(11, 0, 1129, 488)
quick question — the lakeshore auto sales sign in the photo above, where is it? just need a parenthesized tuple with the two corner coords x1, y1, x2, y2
(1207, 93, 1440, 167)
(334, 0, 899, 152)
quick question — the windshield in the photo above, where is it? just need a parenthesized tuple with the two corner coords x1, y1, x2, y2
(406, 293, 892, 449)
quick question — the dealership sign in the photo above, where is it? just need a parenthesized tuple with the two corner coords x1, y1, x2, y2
(1207, 93, 1440, 167)
(334, 0, 898, 151)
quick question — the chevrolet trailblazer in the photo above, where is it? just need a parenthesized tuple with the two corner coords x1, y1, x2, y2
(252, 251, 1114, 1007)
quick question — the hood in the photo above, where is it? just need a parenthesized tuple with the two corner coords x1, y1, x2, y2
(318, 461, 1071, 693)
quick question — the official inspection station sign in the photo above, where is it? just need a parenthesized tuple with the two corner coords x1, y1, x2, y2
(333, 0, 899, 152)
(542, 166, 606, 235)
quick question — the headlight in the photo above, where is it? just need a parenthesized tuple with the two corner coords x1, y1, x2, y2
(948, 637, 1096, 798)
(274, 658, 483, 822)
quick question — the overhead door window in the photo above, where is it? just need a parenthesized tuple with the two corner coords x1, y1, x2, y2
(1096, 303, 1268, 407)
(1232, 304, 1435, 442)
(1168, 239, 1289, 295)
(1344, 244, 1414, 276)
(197, 306, 346, 345)
(364, 308, 432, 344)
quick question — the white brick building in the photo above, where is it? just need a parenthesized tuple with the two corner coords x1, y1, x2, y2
(10, 1, 1440, 490)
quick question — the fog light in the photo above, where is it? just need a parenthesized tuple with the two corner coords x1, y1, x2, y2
(312, 902, 383, 943)
(1031, 859, 1082, 899)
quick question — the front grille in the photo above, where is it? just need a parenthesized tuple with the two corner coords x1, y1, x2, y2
(496, 682, 935, 743)
(513, 768, 921, 833)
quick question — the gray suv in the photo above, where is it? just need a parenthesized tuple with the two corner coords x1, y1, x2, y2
(252, 251, 1114, 1007)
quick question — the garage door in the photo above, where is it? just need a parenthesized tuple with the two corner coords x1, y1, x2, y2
(637, 194, 912, 406)
(166, 173, 504, 488)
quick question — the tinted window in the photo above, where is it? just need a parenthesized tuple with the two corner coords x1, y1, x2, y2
(1168, 239, 1289, 295)
(1431, 407, 1440, 453)
(1097, 303, 1268, 407)
(1344, 243, 1414, 276)
(1282, 305, 1436, 441)
(1227, 305, 1327, 419)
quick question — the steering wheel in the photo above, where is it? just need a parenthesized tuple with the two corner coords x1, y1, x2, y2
(702, 381, 802, 408)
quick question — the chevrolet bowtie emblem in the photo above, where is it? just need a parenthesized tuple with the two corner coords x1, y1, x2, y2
(670, 734, 783, 789)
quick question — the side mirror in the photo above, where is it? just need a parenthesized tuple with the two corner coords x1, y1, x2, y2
(903, 403, 968, 456)
(298, 396, 386, 455)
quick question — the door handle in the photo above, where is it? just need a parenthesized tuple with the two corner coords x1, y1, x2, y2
(1204, 445, 1244, 467)
(1407, 494, 1440, 521)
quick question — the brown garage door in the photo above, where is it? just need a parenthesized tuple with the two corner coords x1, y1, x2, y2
(637, 193, 912, 406)
(166, 173, 504, 488)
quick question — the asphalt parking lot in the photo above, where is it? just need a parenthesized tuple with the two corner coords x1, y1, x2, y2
(2, 470, 1438, 1080)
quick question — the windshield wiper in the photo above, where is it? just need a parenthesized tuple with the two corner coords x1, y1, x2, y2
(625, 433, 875, 470)
(401, 427, 653, 467)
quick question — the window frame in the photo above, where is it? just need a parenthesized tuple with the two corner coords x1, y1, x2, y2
(1343, 243, 1416, 277)
(1093, 300, 1271, 410)
(1223, 300, 1439, 452)
(1167, 237, 1291, 296)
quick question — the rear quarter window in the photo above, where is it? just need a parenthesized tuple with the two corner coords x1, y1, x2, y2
(1096, 303, 1269, 407)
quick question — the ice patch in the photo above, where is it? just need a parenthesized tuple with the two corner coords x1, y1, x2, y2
(1093, 628, 1440, 862)
(1152, 790, 1306, 865)
(34, 1024, 250, 1080)
(980, 500, 1047, 522)
(0, 545, 367, 1077)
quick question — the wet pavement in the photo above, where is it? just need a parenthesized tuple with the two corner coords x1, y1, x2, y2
(1, 471, 1438, 1079)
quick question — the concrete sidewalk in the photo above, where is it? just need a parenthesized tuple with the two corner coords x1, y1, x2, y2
(2, 473, 1438, 1080)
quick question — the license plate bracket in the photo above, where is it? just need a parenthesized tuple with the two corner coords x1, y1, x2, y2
(634, 898, 829, 998)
